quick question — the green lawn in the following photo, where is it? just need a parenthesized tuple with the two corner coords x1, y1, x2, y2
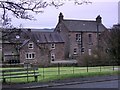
(0, 66, 119, 83)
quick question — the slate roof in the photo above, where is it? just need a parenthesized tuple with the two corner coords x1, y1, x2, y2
(31, 32, 64, 44)
(2, 28, 64, 45)
(2, 29, 29, 44)
(20, 39, 30, 48)
(62, 19, 107, 32)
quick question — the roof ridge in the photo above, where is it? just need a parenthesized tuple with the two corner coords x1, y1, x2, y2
(62, 19, 106, 32)
(20, 39, 30, 49)
(63, 19, 96, 22)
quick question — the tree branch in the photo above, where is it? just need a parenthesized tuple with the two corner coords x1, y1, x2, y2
(0, 0, 92, 27)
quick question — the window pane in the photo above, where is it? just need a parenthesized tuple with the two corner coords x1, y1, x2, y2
(26, 54, 29, 59)
(32, 53, 35, 58)
(81, 47, 84, 53)
(29, 54, 31, 58)
(76, 34, 81, 41)
(88, 49, 92, 55)
(26, 53, 35, 59)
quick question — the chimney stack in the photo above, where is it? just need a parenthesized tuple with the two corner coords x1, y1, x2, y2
(96, 15, 102, 23)
(59, 12, 64, 23)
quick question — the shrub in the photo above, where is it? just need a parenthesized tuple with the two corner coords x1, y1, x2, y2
(77, 49, 111, 66)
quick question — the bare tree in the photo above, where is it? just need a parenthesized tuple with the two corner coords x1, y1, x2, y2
(0, 0, 92, 27)
(103, 25, 120, 65)
(108, 27, 120, 65)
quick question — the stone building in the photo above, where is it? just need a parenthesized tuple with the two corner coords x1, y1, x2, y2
(54, 13, 107, 59)
(2, 29, 65, 66)
(1, 12, 108, 66)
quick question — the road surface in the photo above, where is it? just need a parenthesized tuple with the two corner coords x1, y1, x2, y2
(2, 75, 119, 90)
(50, 80, 119, 88)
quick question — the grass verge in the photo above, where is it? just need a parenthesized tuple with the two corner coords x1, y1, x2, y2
(1, 66, 119, 83)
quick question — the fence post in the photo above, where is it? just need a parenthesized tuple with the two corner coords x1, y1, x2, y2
(27, 64, 28, 82)
(113, 65, 114, 71)
(73, 63, 74, 74)
(87, 65, 88, 72)
(34, 68, 38, 82)
(86, 60, 89, 72)
(100, 66, 101, 72)
(35, 76, 38, 82)
(43, 66, 45, 79)
(58, 63, 60, 76)
(2, 71, 6, 83)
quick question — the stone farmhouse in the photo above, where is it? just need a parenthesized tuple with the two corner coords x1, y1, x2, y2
(1, 13, 107, 66)
(54, 13, 107, 59)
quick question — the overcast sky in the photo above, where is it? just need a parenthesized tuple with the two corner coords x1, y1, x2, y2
(8, 0, 120, 28)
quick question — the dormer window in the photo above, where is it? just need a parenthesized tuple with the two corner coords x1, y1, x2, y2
(28, 43, 34, 49)
(51, 44, 55, 49)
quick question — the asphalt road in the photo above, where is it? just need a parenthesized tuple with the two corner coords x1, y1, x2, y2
(50, 80, 119, 88)
(2, 75, 119, 90)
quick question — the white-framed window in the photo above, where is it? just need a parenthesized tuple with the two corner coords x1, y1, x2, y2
(51, 44, 55, 49)
(28, 43, 34, 49)
(76, 34, 81, 42)
(74, 48, 77, 55)
(88, 49, 92, 55)
(51, 53, 55, 61)
(26, 52, 35, 59)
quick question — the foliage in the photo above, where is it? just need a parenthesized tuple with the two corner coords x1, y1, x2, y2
(77, 49, 110, 66)
(104, 27, 120, 65)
